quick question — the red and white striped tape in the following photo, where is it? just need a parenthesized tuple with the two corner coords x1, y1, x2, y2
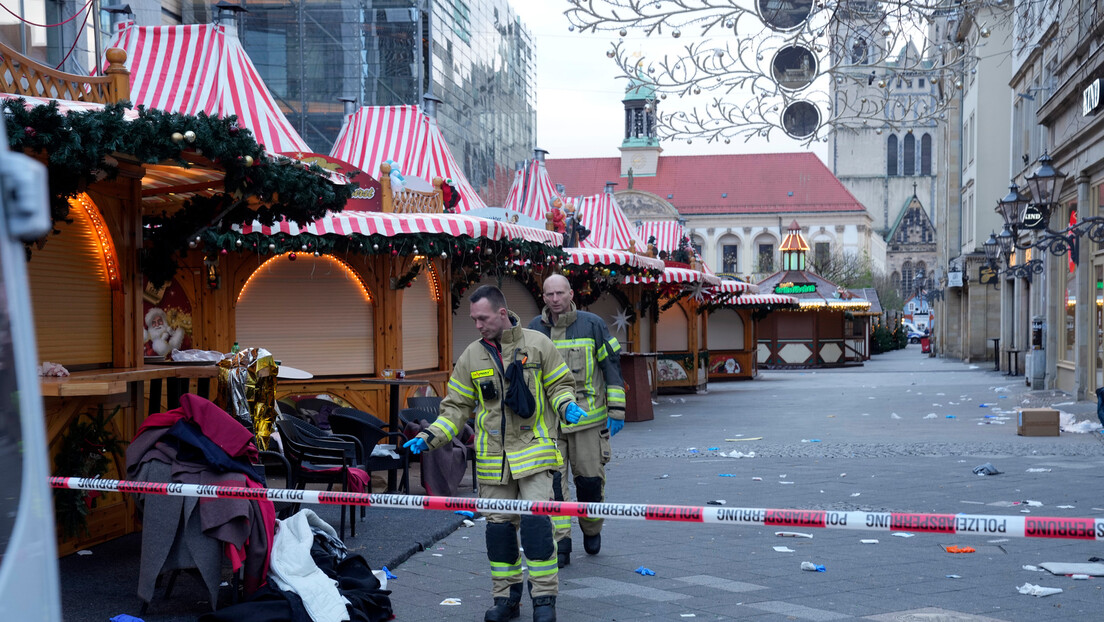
(50, 477, 1104, 541)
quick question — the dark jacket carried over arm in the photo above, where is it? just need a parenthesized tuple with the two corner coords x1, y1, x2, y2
(415, 311, 576, 485)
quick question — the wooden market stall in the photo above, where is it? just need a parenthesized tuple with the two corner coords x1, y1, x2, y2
(2, 34, 358, 553)
(704, 287, 797, 381)
(754, 221, 872, 368)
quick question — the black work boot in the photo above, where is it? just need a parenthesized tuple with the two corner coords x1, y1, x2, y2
(485, 583, 522, 622)
(557, 537, 571, 568)
(583, 532, 601, 555)
(531, 595, 556, 622)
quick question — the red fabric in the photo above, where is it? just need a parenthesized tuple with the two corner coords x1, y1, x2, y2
(136, 394, 258, 462)
(307, 467, 371, 494)
(545, 153, 866, 215)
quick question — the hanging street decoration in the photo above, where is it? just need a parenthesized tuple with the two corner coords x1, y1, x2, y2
(611, 306, 633, 335)
(565, 0, 1020, 144)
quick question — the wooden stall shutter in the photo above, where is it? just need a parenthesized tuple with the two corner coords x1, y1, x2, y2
(708, 309, 745, 349)
(401, 272, 439, 371)
(28, 211, 112, 366)
(452, 276, 540, 361)
(236, 255, 374, 376)
(657, 304, 689, 351)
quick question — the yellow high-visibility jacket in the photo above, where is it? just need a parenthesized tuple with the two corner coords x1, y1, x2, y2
(528, 303, 626, 433)
(417, 311, 577, 484)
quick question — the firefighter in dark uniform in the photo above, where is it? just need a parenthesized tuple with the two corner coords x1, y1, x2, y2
(528, 274, 625, 568)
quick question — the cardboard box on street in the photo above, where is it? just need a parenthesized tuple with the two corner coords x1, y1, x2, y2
(1017, 408, 1060, 436)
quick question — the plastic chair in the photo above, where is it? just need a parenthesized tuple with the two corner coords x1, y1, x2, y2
(291, 397, 342, 429)
(406, 396, 442, 414)
(328, 411, 410, 494)
(333, 406, 393, 431)
(275, 417, 361, 540)
(253, 450, 296, 519)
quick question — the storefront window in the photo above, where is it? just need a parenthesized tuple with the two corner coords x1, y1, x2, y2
(1065, 205, 1078, 361)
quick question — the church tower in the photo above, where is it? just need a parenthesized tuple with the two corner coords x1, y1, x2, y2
(827, 0, 939, 238)
(619, 80, 662, 177)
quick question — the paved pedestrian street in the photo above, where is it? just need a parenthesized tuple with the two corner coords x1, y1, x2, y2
(387, 347, 1104, 622)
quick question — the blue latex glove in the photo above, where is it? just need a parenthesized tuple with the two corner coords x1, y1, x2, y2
(607, 418, 624, 436)
(403, 437, 428, 454)
(564, 403, 586, 424)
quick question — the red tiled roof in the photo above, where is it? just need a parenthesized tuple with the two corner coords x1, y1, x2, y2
(545, 153, 866, 215)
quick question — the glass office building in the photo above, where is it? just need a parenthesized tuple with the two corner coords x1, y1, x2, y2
(238, 0, 536, 205)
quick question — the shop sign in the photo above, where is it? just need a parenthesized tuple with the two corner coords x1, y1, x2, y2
(947, 270, 963, 288)
(1022, 204, 1046, 230)
(978, 265, 999, 285)
(774, 281, 816, 294)
(1084, 78, 1101, 117)
(280, 152, 383, 211)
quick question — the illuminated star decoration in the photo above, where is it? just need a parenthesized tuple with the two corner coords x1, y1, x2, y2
(611, 307, 632, 335)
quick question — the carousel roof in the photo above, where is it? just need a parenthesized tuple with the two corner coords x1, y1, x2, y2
(574, 193, 649, 253)
(756, 269, 870, 310)
(104, 22, 310, 154)
(330, 105, 487, 213)
(501, 159, 564, 222)
(637, 220, 685, 252)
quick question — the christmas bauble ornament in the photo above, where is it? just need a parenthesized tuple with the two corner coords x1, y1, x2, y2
(301, 244, 308, 251)
(220, 249, 228, 255)
(184, 130, 196, 143)
(289, 252, 297, 261)
(440, 252, 448, 259)
(373, 244, 379, 250)
(244, 155, 253, 167)
(235, 239, 243, 247)
(172, 132, 184, 143)
(188, 240, 197, 249)
(268, 243, 276, 251)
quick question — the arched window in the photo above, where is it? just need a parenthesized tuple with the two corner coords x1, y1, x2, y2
(903, 133, 916, 175)
(891, 271, 901, 293)
(851, 37, 868, 64)
(901, 261, 914, 295)
(887, 135, 899, 176)
(921, 133, 932, 175)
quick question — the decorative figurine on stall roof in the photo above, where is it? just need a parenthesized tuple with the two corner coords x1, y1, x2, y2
(547, 199, 567, 233)
(672, 235, 695, 265)
(645, 235, 658, 258)
(441, 178, 461, 213)
(562, 202, 591, 248)
(382, 159, 406, 193)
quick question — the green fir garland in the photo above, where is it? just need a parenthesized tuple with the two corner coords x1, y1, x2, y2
(3, 99, 356, 285)
(52, 406, 124, 539)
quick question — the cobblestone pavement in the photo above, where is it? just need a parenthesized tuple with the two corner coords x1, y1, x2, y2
(387, 347, 1104, 622)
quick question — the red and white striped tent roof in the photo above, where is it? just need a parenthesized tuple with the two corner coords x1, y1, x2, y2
(574, 193, 649, 253)
(239, 211, 559, 246)
(730, 293, 798, 306)
(564, 248, 664, 272)
(637, 220, 686, 252)
(104, 22, 310, 154)
(330, 106, 487, 213)
(501, 160, 564, 222)
(626, 266, 721, 286)
(710, 279, 758, 295)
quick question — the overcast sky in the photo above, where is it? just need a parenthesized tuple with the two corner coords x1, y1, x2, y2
(510, 1, 829, 164)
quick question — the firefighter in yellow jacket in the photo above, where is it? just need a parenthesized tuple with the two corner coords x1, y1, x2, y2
(404, 285, 583, 622)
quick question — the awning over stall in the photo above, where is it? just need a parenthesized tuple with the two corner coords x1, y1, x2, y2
(636, 220, 686, 252)
(729, 293, 797, 306)
(565, 248, 664, 273)
(240, 211, 560, 245)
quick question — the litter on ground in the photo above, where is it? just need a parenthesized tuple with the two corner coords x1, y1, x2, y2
(860, 539, 879, 544)
(1039, 562, 1104, 576)
(773, 546, 795, 553)
(634, 566, 656, 576)
(775, 532, 813, 538)
(440, 598, 462, 606)
(800, 562, 826, 572)
(944, 546, 975, 553)
(891, 532, 914, 538)
(1017, 583, 1062, 597)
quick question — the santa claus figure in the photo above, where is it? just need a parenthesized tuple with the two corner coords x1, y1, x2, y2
(143, 307, 185, 357)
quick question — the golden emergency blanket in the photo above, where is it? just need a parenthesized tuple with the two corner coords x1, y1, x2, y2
(217, 347, 278, 450)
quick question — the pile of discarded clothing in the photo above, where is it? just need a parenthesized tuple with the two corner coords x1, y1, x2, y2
(127, 394, 392, 620)
(126, 394, 275, 607)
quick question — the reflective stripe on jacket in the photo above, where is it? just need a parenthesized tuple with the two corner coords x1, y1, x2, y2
(528, 303, 625, 433)
(419, 311, 576, 483)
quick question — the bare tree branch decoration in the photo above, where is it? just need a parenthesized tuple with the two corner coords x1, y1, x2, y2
(563, 0, 1040, 144)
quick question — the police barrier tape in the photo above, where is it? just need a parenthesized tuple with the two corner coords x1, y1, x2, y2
(49, 477, 1104, 540)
